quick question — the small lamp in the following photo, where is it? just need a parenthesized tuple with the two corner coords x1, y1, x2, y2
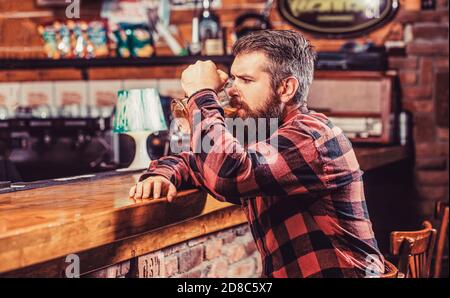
(113, 88, 167, 171)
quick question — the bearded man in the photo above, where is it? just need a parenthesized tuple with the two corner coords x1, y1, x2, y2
(129, 30, 384, 278)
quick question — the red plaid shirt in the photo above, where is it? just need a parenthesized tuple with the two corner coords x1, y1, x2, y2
(140, 90, 384, 278)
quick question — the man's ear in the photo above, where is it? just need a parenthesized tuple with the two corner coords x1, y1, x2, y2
(278, 77, 299, 104)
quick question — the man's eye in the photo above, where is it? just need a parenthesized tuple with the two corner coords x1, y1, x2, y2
(242, 78, 252, 83)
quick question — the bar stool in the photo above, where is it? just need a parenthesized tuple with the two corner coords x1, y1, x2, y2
(433, 201, 449, 278)
(390, 221, 437, 278)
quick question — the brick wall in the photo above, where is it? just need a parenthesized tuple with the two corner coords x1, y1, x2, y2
(388, 1, 449, 220)
(85, 224, 262, 278)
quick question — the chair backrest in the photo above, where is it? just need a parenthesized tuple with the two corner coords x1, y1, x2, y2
(390, 221, 437, 278)
(381, 259, 398, 278)
(433, 201, 449, 278)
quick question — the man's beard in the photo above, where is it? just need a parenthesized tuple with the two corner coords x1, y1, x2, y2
(228, 91, 285, 145)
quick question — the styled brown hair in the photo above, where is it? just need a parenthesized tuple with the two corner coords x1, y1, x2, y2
(232, 30, 316, 106)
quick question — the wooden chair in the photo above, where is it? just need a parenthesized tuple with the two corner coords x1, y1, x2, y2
(390, 221, 437, 278)
(381, 259, 398, 278)
(433, 201, 449, 278)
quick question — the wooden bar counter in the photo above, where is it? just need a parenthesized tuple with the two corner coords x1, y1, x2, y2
(0, 146, 411, 277)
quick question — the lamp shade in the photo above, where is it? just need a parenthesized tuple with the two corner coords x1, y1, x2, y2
(113, 88, 167, 134)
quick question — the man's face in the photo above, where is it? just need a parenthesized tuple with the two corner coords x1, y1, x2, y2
(227, 52, 282, 120)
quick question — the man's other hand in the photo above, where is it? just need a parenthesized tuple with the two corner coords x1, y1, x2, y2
(129, 176, 177, 202)
(181, 60, 228, 97)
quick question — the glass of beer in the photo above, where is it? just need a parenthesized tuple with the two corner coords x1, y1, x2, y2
(218, 78, 238, 117)
(170, 78, 237, 120)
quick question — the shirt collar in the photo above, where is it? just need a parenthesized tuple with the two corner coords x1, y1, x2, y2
(282, 105, 308, 124)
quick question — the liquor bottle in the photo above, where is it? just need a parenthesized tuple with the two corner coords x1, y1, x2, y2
(198, 0, 224, 56)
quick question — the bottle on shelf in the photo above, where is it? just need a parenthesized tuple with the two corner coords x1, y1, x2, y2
(198, 0, 224, 56)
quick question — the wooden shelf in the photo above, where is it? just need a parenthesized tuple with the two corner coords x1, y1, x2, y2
(0, 53, 390, 71)
(0, 54, 390, 81)
(0, 55, 235, 70)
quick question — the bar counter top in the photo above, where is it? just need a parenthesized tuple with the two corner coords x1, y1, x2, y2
(0, 145, 411, 276)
